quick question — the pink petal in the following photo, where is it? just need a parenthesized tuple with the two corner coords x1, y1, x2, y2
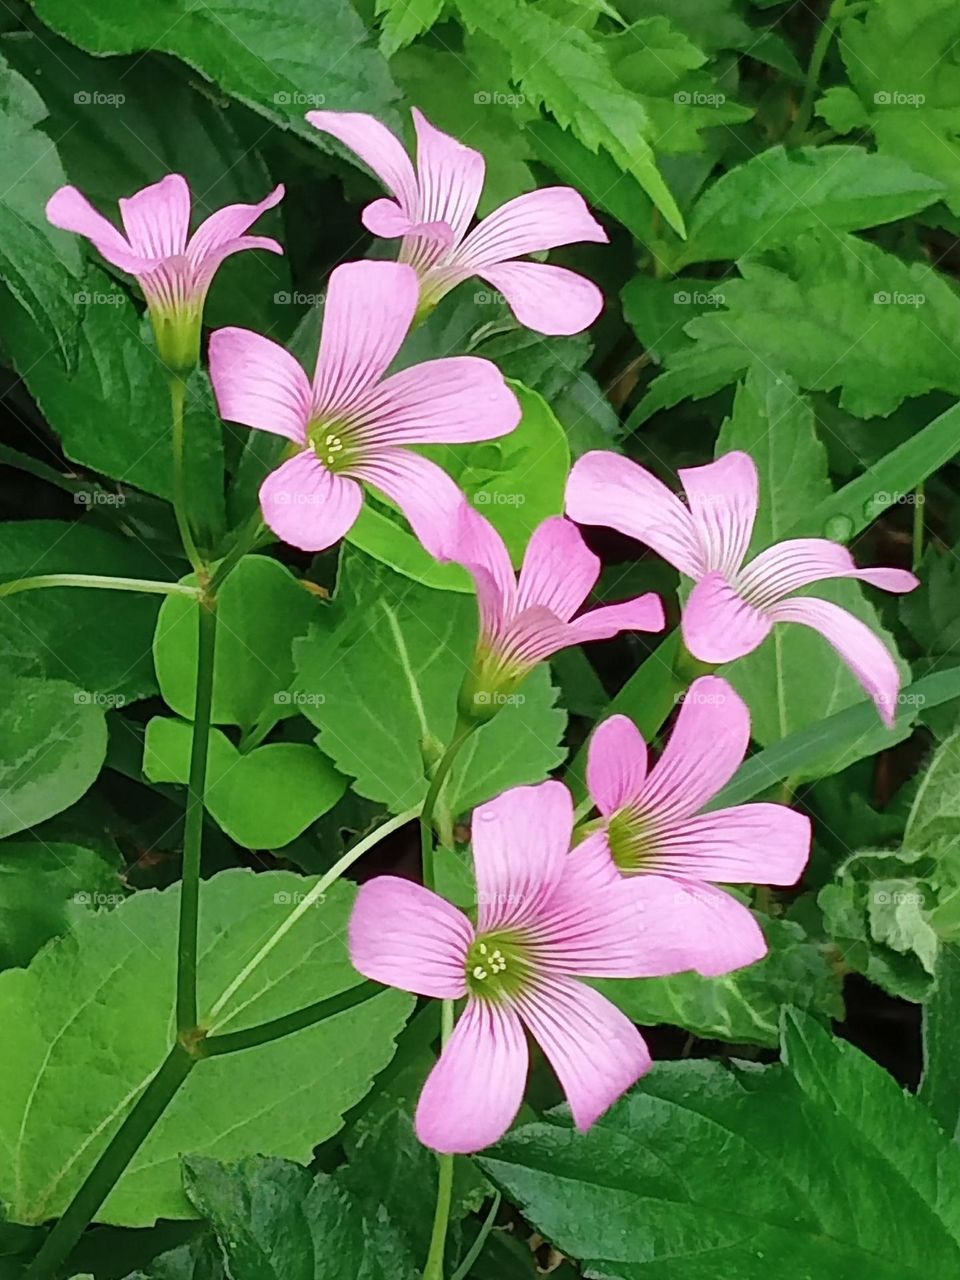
(565, 594, 665, 644)
(766, 595, 904, 726)
(352, 448, 465, 561)
(349, 876, 471, 998)
(495, 608, 575, 668)
(650, 803, 811, 885)
(190, 234, 284, 296)
(516, 517, 599, 620)
(565, 452, 703, 577)
(636, 676, 750, 821)
(682, 571, 772, 663)
(737, 537, 919, 607)
(678, 452, 758, 578)
(259, 452, 363, 552)
(305, 111, 418, 217)
(312, 260, 419, 415)
(473, 780, 574, 932)
(186, 184, 284, 262)
(361, 197, 416, 238)
(515, 977, 651, 1131)
(354, 355, 521, 446)
(449, 504, 517, 635)
(416, 998, 528, 1153)
(475, 261, 603, 336)
(46, 186, 145, 274)
(411, 107, 485, 244)
(208, 327, 311, 444)
(644, 878, 768, 977)
(456, 187, 608, 266)
(586, 715, 648, 816)
(118, 174, 190, 259)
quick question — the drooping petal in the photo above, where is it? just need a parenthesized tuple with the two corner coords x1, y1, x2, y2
(189, 235, 284, 297)
(349, 876, 472, 998)
(259, 452, 363, 552)
(305, 111, 418, 219)
(566, 452, 703, 577)
(473, 780, 574, 932)
(737, 537, 919, 608)
(208, 327, 311, 444)
(186, 184, 284, 263)
(649, 804, 811, 885)
(416, 998, 528, 1154)
(312, 260, 419, 415)
(586, 715, 648, 816)
(46, 186, 146, 274)
(564, 595, 665, 644)
(118, 174, 190, 259)
(682, 571, 772, 663)
(641, 878, 768, 977)
(449, 504, 517, 637)
(515, 977, 651, 1131)
(353, 355, 521, 447)
(475, 261, 603, 336)
(678, 452, 758, 578)
(636, 675, 750, 822)
(351, 448, 465, 561)
(516, 517, 599, 620)
(456, 186, 607, 266)
(411, 107, 485, 244)
(766, 595, 904, 726)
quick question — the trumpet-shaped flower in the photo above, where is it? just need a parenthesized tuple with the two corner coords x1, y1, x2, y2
(586, 677, 811, 973)
(567, 450, 918, 724)
(208, 260, 520, 556)
(306, 108, 608, 335)
(350, 781, 736, 1154)
(450, 506, 664, 719)
(46, 174, 283, 371)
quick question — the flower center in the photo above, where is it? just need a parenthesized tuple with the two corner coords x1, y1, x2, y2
(465, 932, 532, 1001)
(307, 419, 360, 472)
(606, 807, 659, 873)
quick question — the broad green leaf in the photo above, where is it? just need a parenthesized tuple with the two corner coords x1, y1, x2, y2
(636, 231, 960, 422)
(716, 367, 909, 767)
(294, 550, 567, 814)
(680, 145, 945, 265)
(920, 945, 960, 1139)
(622, 274, 729, 363)
(144, 716, 346, 849)
(597, 911, 843, 1046)
(125, 1238, 223, 1280)
(27, 0, 399, 144)
(0, 520, 163, 701)
(479, 1009, 960, 1278)
(0, 869, 411, 1225)
(154, 556, 322, 733)
(903, 727, 960, 851)
(619, 0, 800, 71)
(0, 49, 82, 361)
(0, 840, 123, 969)
(0, 674, 107, 838)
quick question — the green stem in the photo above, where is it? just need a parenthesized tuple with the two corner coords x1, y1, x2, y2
(210, 509, 268, 593)
(450, 1192, 502, 1280)
(789, 0, 848, 142)
(421, 718, 477, 891)
(169, 375, 204, 577)
(423, 999, 456, 1280)
(913, 483, 925, 571)
(200, 981, 384, 1056)
(24, 1046, 196, 1280)
(176, 596, 218, 1036)
(0, 573, 198, 600)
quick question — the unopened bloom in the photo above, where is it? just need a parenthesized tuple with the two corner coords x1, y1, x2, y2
(351, 781, 725, 1153)
(567, 450, 918, 724)
(586, 676, 811, 972)
(450, 506, 663, 720)
(307, 108, 608, 335)
(46, 174, 283, 372)
(209, 260, 520, 556)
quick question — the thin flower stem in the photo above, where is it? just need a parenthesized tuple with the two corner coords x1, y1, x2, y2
(0, 573, 198, 600)
(176, 596, 218, 1036)
(23, 1045, 196, 1280)
(423, 999, 456, 1280)
(912, 484, 925, 571)
(421, 718, 477, 891)
(169, 375, 205, 578)
(200, 981, 384, 1056)
(450, 1191, 502, 1280)
(788, 0, 849, 142)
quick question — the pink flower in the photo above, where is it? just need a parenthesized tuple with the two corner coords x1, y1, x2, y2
(586, 676, 811, 973)
(46, 174, 283, 371)
(450, 506, 664, 719)
(208, 260, 521, 556)
(350, 780, 724, 1153)
(566, 451, 919, 724)
(306, 108, 608, 336)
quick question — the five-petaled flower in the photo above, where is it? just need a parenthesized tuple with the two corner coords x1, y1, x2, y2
(46, 174, 284, 372)
(585, 676, 811, 972)
(208, 259, 521, 556)
(307, 107, 608, 335)
(350, 781, 731, 1154)
(566, 450, 918, 724)
(449, 505, 664, 720)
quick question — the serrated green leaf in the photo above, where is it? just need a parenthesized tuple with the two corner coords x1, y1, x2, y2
(920, 945, 960, 1139)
